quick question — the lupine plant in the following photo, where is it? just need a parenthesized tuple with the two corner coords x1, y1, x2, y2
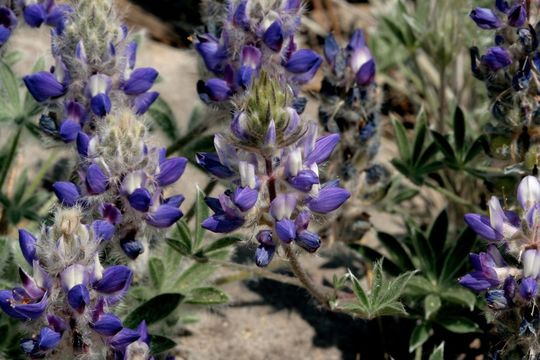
(7, 0, 540, 358)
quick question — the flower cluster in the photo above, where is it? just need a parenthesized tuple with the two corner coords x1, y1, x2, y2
(318, 29, 389, 197)
(197, 72, 350, 267)
(461, 176, 540, 316)
(194, 0, 321, 109)
(0, 208, 152, 359)
(0, 0, 71, 48)
(52, 108, 187, 259)
(23, 0, 159, 144)
(469, 1, 540, 168)
(22, 0, 185, 260)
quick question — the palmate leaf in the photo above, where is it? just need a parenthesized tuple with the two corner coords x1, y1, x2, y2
(185, 287, 230, 305)
(428, 342, 445, 360)
(340, 262, 415, 319)
(390, 113, 443, 185)
(409, 322, 430, 353)
(424, 294, 441, 319)
(194, 186, 209, 250)
(437, 315, 480, 333)
(147, 97, 179, 141)
(391, 117, 411, 162)
(453, 106, 465, 154)
(123, 293, 184, 328)
(150, 335, 176, 355)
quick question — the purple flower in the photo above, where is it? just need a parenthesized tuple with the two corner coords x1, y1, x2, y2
(469, 8, 502, 29)
(517, 175, 540, 211)
(120, 236, 145, 260)
(356, 59, 376, 87)
(23, 3, 46, 27)
(482, 46, 512, 71)
(496, 0, 509, 12)
(128, 188, 152, 212)
(275, 218, 296, 243)
(21, 327, 62, 357)
(255, 245, 275, 267)
(202, 194, 247, 233)
(133, 91, 159, 115)
(485, 290, 509, 310)
(91, 313, 123, 336)
(295, 230, 321, 252)
(464, 213, 502, 241)
(196, 152, 235, 178)
(92, 220, 116, 242)
(122, 67, 158, 95)
(520, 277, 537, 301)
(263, 20, 284, 52)
(156, 157, 187, 187)
(284, 49, 323, 84)
(24, 71, 67, 102)
(232, 0, 250, 29)
(164, 194, 185, 208)
(67, 284, 90, 313)
(232, 187, 258, 212)
(507, 4, 526, 27)
(52, 181, 80, 206)
(522, 249, 540, 279)
(305, 133, 340, 165)
(87, 74, 112, 116)
(58, 119, 80, 142)
(323, 34, 340, 67)
(76, 132, 90, 157)
(459, 245, 507, 292)
(145, 205, 183, 228)
(110, 328, 141, 351)
(94, 265, 133, 294)
(307, 186, 350, 213)
(0, 6, 17, 46)
(288, 170, 319, 192)
(197, 78, 233, 103)
(85, 164, 108, 195)
(0, 288, 47, 320)
(194, 34, 226, 74)
(18, 229, 37, 265)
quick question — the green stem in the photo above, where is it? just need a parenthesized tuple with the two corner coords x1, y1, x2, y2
(264, 155, 334, 310)
(283, 246, 333, 309)
(166, 122, 209, 156)
(426, 182, 482, 212)
(23, 149, 59, 201)
(0, 126, 23, 191)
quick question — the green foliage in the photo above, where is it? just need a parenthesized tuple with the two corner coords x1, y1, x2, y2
(430, 106, 488, 177)
(390, 112, 443, 185)
(429, 342, 445, 360)
(352, 209, 479, 352)
(336, 261, 414, 319)
(147, 97, 179, 141)
(0, 58, 44, 130)
(0, 170, 48, 226)
(124, 293, 185, 328)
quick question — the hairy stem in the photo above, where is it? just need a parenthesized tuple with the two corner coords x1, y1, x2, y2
(264, 155, 334, 309)
(283, 245, 333, 309)
(0, 126, 22, 191)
